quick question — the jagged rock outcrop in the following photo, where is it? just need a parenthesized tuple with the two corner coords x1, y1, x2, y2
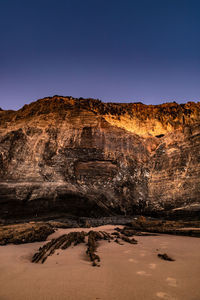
(0, 96, 199, 219)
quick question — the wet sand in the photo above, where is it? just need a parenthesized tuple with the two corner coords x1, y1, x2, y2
(0, 225, 200, 300)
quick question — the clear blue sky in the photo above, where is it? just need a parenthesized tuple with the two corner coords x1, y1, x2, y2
(0, 0, 200, 110)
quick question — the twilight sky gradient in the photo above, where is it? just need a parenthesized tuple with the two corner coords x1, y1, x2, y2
(0, 0, 200, 110)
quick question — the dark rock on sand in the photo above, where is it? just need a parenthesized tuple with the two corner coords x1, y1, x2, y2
(0, 223, 54, 245)
(126, 216, 200, 237)
(158, 253, 175, 261)
(32, 231, 86, 264)
(32, 230, 138, 266)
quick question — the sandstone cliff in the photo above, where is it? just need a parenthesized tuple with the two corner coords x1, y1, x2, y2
(0, 96, 199, 219)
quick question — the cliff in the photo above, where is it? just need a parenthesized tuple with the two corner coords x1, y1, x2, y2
(0, 96, 199, 219)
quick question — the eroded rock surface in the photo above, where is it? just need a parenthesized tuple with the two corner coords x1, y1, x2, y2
(0, 222, 54, 245)
(32, 230, 138, 266)
(0, 96, 199, 219)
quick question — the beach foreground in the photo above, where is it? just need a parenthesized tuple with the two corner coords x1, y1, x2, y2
(0, 225, 200, 300)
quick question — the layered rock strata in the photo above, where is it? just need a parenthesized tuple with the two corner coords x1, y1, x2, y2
(0, 96, 199, 219)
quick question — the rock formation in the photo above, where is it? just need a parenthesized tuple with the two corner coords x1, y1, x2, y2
(32, 230, 138, 266)
(0, 96, 199, 219)
(0, 222, 54, 245)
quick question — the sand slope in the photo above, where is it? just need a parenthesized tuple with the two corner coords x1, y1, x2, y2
(0, 225, 200, 300)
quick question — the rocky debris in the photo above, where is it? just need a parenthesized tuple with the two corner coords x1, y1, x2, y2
(1, 216, 200, 247)
(114, 225, 158, 237)
(86, 231, 106, 266)
(78, 217, 135, 227)
(0, 223, 54, 245)
(158, 253, 175, 261)
(111, 231, 121, 238)
(2, 216, 135, 227)
(114, 238, 123, 245)
(120, 235, 138, 244)
(127, 216, 200, 237)
(84, 220, 92, 228)
(48, 221, 78, 229)
(32, 230, 138, 266)
(32, 231, 86, 264)
(0, 96, 199, 220)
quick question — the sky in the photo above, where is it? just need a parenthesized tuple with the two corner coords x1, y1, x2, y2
(0, 0, 200, 110)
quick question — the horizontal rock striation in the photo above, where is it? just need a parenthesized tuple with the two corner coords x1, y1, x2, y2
(0, 96, 199, 219)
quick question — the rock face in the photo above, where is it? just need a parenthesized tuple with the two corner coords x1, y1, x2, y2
(0, 96, 199, 219)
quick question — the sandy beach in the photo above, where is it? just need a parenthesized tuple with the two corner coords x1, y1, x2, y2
(0, 225, 200, 300)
